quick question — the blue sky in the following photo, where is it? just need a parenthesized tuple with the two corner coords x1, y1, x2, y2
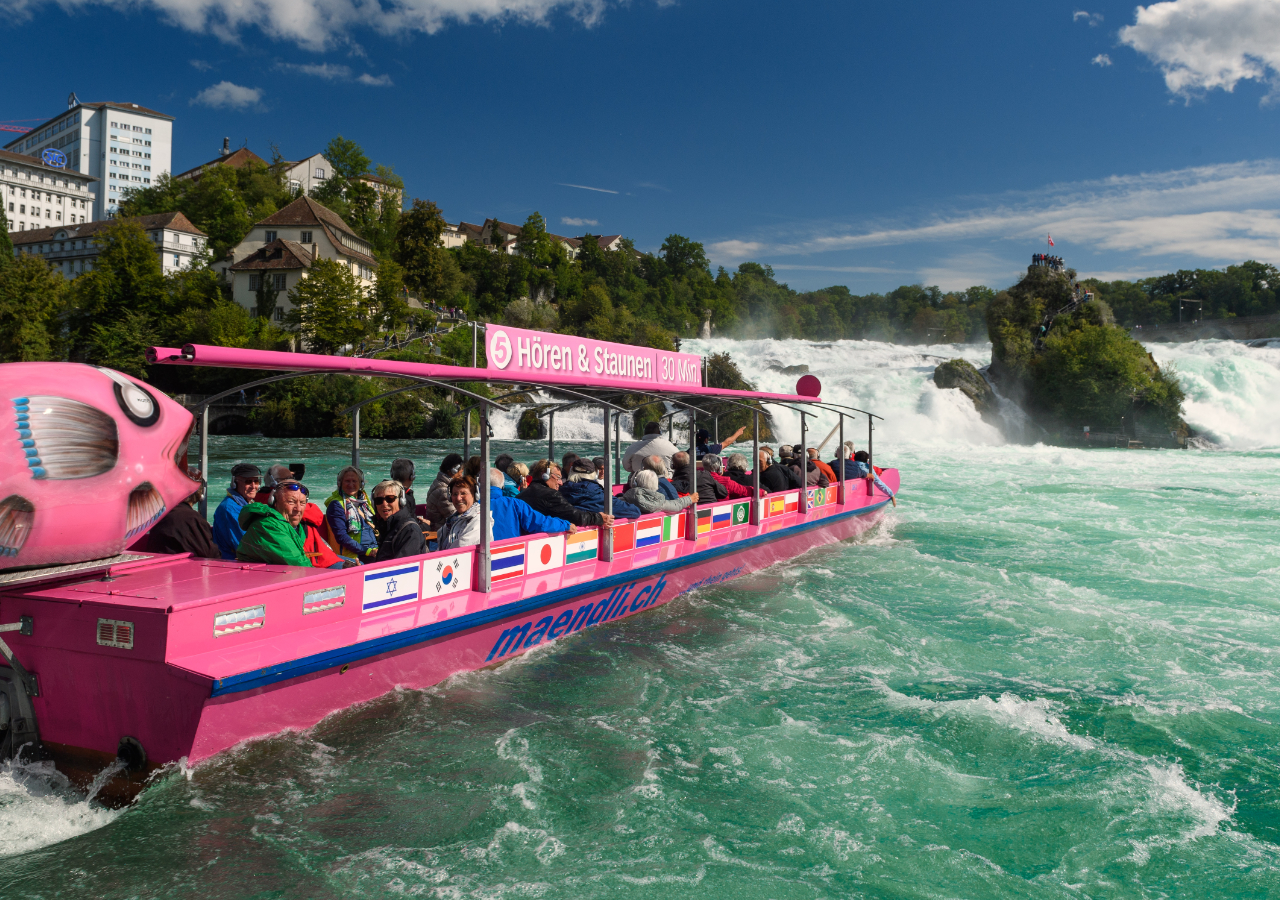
(5, 0, 1280, 293)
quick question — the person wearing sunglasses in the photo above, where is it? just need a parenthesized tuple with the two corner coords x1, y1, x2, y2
(235, 479, 313, 567)
(213, 463, 262, 560)
(371, 480, 427, 561)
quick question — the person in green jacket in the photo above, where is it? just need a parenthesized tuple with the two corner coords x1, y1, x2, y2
(236, 480, 313, 567)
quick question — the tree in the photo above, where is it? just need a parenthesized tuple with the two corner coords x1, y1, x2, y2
(0, 254, 68, 361)
(372, 257, 410, 332)
(660, 234, 709, 279)
(0, 205, 13, 269)
(394, 199, 459, 304)
(286, 258, 373, 354)
(324, 136, 371, 182)
(66, 220, 167, 363)
(254, 274, 279, 320)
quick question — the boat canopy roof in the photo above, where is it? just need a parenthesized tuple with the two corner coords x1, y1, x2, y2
(148, 343, 822, 405)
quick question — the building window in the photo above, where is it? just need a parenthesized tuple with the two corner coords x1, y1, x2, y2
(173, 254, 179, 266)
(275, 308, 284, 321)
(315, 168, 325, 179)
(264, 231, 277, 242)
(249, 274, 261, 291)
(300, 231, 312, 243)
(271, 274, 286, 291)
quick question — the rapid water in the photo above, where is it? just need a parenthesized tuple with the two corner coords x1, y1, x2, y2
(2, 338, 1278, 898)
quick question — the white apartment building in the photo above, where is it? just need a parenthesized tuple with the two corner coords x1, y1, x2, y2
(10, 211, 208, 278)
(1, 148, 97, 234)
(3, 93, 173, 221)
(226, 196, 377, 319)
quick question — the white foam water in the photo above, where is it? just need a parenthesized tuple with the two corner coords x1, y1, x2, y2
(0, 759, 119, 858)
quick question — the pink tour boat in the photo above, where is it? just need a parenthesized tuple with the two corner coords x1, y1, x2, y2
(0, 327, 897, 803)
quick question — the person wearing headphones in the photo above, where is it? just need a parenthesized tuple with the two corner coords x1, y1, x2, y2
(325, 465, 378, 564)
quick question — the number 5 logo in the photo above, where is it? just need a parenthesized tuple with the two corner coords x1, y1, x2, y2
(489, 329, 512, 369)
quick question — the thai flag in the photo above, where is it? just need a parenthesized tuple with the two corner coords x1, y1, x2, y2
(636, 519, 662, 547)
(711, 505, 732, 531)
(491, 543, 526, 583)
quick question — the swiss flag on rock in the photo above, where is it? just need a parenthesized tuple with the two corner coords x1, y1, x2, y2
(1048, 234, 1055, 247)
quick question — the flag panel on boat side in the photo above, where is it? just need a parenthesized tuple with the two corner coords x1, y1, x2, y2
(363, 564, 422, 612)
(566, 529, 598, 565)
(491, 543, 526, 583)
(526, 534, 565, 574)
(426, 553, 471, 597)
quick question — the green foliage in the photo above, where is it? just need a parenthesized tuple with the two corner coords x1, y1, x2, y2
(66, 220, 167, 368)
(0, 205, 13, 267)
(0, 254, 68, 361)
(254, 274, 279, 320)
(394, 199, 459, 303)
(286, 257, 373, 354)
(87, 309, 159, 378)
(373, 256, 410, 332)
(1086, 260, 1280, 325)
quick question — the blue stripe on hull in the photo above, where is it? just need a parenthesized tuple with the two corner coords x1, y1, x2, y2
(209, 501, 889, 697)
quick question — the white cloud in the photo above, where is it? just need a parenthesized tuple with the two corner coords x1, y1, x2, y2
(277, 62, 351, 79)
(706, 160, 1280, 269)
(1120, 0, 1280, 97)
(0, 0, 613, 50)
(561, 216, 598, 226)
(357, 72, 393, 86)
(1073, 10, 1103, 25)
(558, 182, 618, 194)
(190, 81, 263, 109)
(1092, 53, 1112, 67)
(189, 58, 213, 70)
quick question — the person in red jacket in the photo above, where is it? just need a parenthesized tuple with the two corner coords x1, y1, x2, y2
(301, 501, 345, 569)
(701, 454, 762, 499)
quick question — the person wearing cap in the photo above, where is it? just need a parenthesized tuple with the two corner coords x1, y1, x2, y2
(424, 453, 464, 528)
(696, 425, 745, 460)
(213, 463, 262, 560)
(236, 479, 313, 567)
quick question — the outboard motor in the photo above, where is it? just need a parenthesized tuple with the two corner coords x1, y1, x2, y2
(0, 662, 40, 762)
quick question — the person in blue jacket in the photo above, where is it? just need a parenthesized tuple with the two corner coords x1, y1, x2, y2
(559, 459, 644, 519)
(833, 448, 897, 507)
(212, 463, 262, 560)
(487, 469, 575, 541)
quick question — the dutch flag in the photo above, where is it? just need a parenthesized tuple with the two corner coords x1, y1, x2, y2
(636, 520, 662, 547)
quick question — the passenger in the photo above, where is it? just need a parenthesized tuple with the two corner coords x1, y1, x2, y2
(146, 483, 220, 558)
(505, 462, 529, 496)
(424, 453, 463, 528)
(695, 425, 745, 460)
(622, 421, 679, 474)
(758, 450, 798, 493)
(464, 455, 483, 481)
(213, 463, 262, 560)
(325, 466, 378, 564)
(389, 458, 420, 512)
(519, 459, 615, 528)
(560, 452, 580, 478)
(254, 464, 295, 503)
(593, 457, 607, 482)
(437, 477, 482, 550)
(236, 479, 313, 567)
(488, 468, 575, 540)
(804, 457, 829, 487)
(670, 451, 727, 503)
(701, 454, 759, 499)
(642, 455, 679, 500)
(808, 448, 838, 485)
(301, 500, 345, 569)
(850, 450, 897, 506)
(370, 479, 429, 560)
(777, 446, 804, 485)
(621, 470, 696, 515)
(493, 454, 515, 479)
(725, 453, 754, 489)
(560, 458, 644, 519)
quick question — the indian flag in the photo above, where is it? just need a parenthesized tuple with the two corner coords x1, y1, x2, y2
(565, 529, 598, 565)
(490, 543, 525, 583)
(695, 508, 713, 535)
(661, 513, 685, 541)
(732, 501, 750, 526)
(711, 505, 732, 531)
(636, 518, 662, 547)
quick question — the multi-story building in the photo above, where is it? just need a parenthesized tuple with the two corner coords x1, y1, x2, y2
(1, 148, 97, 234)
(9, 211, 208, 278)
(226, 196, 378, 319)
(281, 152, 331, 195)
(173, 139, 267, 182)
(3, 93, 173, 221)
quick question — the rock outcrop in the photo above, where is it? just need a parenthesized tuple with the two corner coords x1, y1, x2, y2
(934, 358, 1001, 428)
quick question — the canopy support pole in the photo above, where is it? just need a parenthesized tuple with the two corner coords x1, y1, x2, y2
(750, 410, 761, 525)
(463, 410, 470, 465)
(601, 405, 613, 562)
(352, 408, 361, 469)
(613, 411, 621, 485)
(798, 411, 808, 516)
(478, 403, 491, 592)
(198, 405, 210, 518)
(547, 411, 555, 467)
(867, 415, 874, 496)
(838, 414, 847, 506)
(686, 411, 698, 541)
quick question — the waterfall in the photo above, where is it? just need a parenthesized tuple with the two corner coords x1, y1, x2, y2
(1145, 339, 1280, 450)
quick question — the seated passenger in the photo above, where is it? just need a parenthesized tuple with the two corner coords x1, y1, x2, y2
(518, 460, 614, 528)
(725, 453, 753, 489)
(424, 453, 464, 528)
(848, 451, 897, 507)
(254, 464, 296, 503)
(559, 458, 643, 519)
(506, 462, 529, 496)
(213, 463, 262, 560)
(808, 448, 838, 485)
(701, 454, 760, 499)
(642, 455, 679, 500)
(301, 500, 345, 569)
(593, 457, 607, 482)
(560, 452, 580, 478)
(371, 479, 428, 560)
(489, 469, 575, 540)
(805, 457, 830, 488)
(146, 483, 220, 558)
(758, 450, 799, 493)
(236, 479, 313, 567)
(670, 451, 727, 503)
(621, 470, 696, 515)
(390, 458, 424, 515)
(437, 477, 481, 550)
(622, 421, 679, 474)
(326, 465, 377, 564)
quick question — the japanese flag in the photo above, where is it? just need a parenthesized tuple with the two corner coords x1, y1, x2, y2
(1047, 234, 1055, 247)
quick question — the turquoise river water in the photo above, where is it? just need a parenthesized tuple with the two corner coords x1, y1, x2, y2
(1, 337, 1278, 899)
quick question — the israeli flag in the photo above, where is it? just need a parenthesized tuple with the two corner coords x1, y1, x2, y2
(362, 563, 421, 612)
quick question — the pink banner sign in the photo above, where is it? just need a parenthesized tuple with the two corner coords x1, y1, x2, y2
(485, 325, 703, 391)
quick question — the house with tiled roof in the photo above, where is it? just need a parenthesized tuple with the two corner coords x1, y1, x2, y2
(10, 211, 207, 278)
(174, 140, 267, 182)
(225, 196, 378, 319)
